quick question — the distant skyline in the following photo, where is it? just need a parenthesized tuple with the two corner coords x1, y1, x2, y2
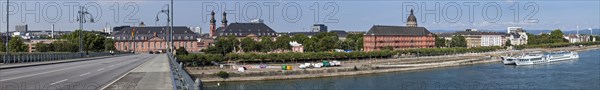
(1, 0, 599, 33)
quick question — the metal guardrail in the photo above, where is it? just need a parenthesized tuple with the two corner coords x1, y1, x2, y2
(167, 52, 201, 90)
(0, 52, 123, 64)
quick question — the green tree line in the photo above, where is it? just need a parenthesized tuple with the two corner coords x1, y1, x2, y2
(177, 46, 502, 66)
(1, 30, 116, 52)
(202, 32, 364, 54)
(527, 29, 568, 45)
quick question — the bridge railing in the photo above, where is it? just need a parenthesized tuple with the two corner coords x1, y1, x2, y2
(0, 52, 126, 64)
(166, 51, 201, 90)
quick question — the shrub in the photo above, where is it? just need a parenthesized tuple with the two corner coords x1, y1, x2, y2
(216, 71, 229, 79)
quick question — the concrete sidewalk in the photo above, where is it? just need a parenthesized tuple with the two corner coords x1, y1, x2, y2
(104, 54, 173, 90)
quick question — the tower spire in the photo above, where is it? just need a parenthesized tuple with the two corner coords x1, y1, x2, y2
(209, 10, 216, 38)
(222, 11, 228, 27)
(406, 9, 417, 27)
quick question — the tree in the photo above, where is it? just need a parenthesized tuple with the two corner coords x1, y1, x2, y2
(345, 33, 364, 51)
(505, 40, 512, 47)
(275, 35, 292, 51)
(259, 36, 274, 52)
(291, 34, 308, 44)
(317, 36, 338, 51)
(381, 46, 394, 50)
(85, 33, 106, 52)
(450, 35, 467, 47)
(176, 47, 189, 55)
(104, 38, 116, 51)
(303, 38, 317, 52)
(0, 39, 5, 52)
(8, 37, 28, 52)
(34, 43, 54, 52)
(550, 29, 567, 43)
(528, 29, 568, 45)
(53, 41, 78, 52)
(339, 38, 356, 50)
(61, 30, 111, 52)
(346, 34, 363, 41)
(240, 37, 258, 52)
(356, 38, 364, 51)
(434, 35, 446, 47)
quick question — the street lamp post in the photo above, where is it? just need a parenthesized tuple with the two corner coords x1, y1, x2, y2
(77, 6, 95, 56)
(170, 0, 174, 53)
(5, 0, 9, 63)
(156, 6, 170, 52)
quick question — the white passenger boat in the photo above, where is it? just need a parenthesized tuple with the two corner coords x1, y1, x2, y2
(514, 51, 579, 66)
(501, 56, 517, 65)
(545, 51, 579, 62)
(514, 54, 547, 65)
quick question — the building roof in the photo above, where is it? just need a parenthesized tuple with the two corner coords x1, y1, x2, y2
(216, 23, 277, 37)
(282, 32, 318, 36)
(365, 25, 433, 36)
(407, 10, 417, 23)
(111, 26, 198, 41)
(436, 32, 454, 37)
(329, 30, 348, 37)
(453, 31, 505, 36)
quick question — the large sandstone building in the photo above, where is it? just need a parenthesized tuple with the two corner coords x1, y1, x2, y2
(112, 26, 200, 52)
(363, 10, 435, 51)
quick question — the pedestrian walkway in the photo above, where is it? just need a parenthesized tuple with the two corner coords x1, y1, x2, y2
(103, 54, 173, 90)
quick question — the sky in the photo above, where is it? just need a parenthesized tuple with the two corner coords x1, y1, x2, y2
(1, 0, 599, 33)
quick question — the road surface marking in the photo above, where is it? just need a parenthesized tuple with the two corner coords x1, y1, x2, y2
(80, 72, 90, 76)
(97, 68, 105, 71)
(50, 79, 68, 85)
(100, 55, 156, 90)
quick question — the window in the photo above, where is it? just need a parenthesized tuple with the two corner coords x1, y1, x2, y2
(184, 42, 188, 48)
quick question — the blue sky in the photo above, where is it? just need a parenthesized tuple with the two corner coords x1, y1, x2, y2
(1, 0, 599, 33)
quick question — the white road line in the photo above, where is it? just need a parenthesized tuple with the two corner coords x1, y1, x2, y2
(110, 65, 115, 67)
(49, 79, 68, 85)
(99, 55, 156, 90)
(80, 72, 90, 76)
(97, 68, 105, 71)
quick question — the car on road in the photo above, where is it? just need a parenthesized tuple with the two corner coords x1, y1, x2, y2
(149, 51, 154, 54)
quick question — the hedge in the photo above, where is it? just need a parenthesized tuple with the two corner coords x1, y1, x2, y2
(176, 46, 503, 66)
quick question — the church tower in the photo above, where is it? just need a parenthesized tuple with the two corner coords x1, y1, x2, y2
(406, 9, 418, 27)
(209, 11, 216, 37)
(221, 12, 228, 27)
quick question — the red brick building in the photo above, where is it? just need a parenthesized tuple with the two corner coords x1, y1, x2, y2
(363, 10, 435, 51)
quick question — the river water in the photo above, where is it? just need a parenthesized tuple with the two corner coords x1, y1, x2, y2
(204, 49, 600, 90)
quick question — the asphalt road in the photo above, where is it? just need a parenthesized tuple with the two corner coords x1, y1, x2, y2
(0, 54, 156, 90)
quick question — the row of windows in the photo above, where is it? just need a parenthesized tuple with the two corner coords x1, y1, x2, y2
(115, 36, 195, 40)
(118, 42, 194, 50)
(221, 33, 276, 36)
(227, 29, 271, 32)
